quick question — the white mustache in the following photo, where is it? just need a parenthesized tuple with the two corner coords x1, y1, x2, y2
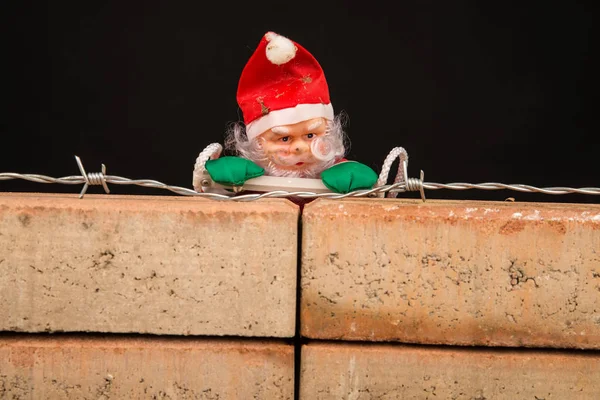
(265, 159, 334, 178)
(271, 153, 313, 166)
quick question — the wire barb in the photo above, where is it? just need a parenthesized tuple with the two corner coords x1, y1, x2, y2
(75, 156, 110, 198)
(1, 155, 599, 201)
(399, 159, 426, 201)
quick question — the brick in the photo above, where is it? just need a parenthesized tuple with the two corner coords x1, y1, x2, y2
(0, 335, 294, 399)
(301, 199, 600, 348)
(0, 193, 298, 337)
(300, 342, 600, 399)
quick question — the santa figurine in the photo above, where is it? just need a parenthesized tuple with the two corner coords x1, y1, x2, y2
(194, 31, 377, 194)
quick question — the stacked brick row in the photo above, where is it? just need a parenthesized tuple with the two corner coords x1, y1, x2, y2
(0, 194, 297, 398)
(1, 193, 599, 398)
(299, 199, 600, 399)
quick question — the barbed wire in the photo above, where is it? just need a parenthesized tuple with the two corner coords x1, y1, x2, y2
(0, 156, 598, 201)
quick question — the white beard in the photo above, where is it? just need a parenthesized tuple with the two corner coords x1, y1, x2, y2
(262, 157, 337, 178)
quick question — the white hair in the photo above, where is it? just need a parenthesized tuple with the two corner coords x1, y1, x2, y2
(224, 113, 349, 178)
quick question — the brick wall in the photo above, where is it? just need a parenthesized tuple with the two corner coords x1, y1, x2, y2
(1, 193, 599, 398)
(299, 199, 600, 399)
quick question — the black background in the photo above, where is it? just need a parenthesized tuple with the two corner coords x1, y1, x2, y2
(1, 1, 597, 203)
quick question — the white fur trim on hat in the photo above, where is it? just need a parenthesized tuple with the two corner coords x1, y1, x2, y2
(246, 103, 334, 141)
(265, 32, 297, 65)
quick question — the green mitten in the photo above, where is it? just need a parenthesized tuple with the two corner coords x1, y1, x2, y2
(205, 156, 264, 187)
(321, 161, 378, 194)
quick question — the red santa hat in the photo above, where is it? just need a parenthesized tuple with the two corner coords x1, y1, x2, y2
(237, 32, 334, 141)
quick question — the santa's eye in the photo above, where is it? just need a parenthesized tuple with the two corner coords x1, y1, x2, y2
(280, 136, 290, 142)
(306, 133, 315, 139)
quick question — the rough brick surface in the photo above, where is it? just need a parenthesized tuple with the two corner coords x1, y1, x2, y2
(301, 199, 600, 348)
(0, 335, 294, 399)
(301, 342, 600, 399)
(0, 193, 298, 337)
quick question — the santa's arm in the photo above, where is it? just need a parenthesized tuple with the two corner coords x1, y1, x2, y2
(204, 156, 265, 189)
(320, 161, 378, 194)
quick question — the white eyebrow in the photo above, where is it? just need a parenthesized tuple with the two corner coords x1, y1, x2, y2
(307, 119, 323, 131)
(270, 126, 290, 134)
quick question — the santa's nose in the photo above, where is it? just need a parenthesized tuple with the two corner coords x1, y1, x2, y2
(294, 140, 309, 154)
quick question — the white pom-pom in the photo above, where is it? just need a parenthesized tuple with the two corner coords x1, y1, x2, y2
(265, 32, 297, 65)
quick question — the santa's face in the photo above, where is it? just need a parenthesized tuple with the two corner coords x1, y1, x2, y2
(256, 117, 329, 177)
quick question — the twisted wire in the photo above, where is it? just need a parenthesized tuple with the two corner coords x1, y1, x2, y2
(421, 182, 600, 195)
(1, 156, 599, 201)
